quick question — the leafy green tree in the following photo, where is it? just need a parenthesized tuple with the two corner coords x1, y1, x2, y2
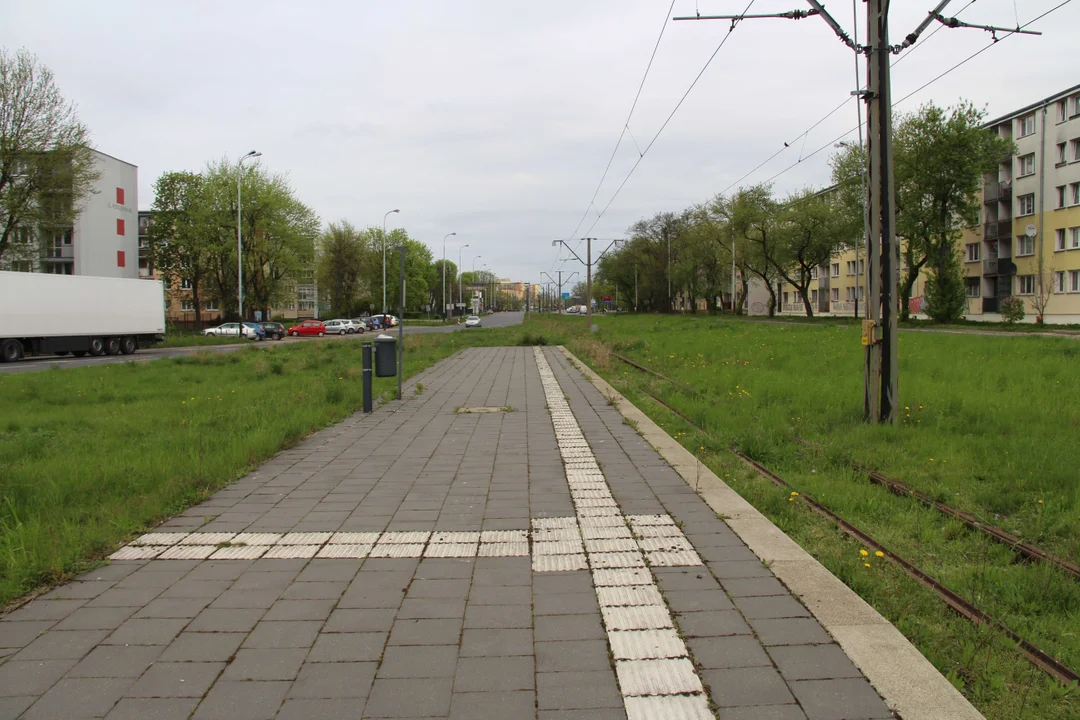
(147, 171, 213, 323)
(774, 189, 849, 317)
(1, 49, 98, 264)
(923, 243, 967, 322)
(431, 259, 457, 316)
(316, 220, 369, 317)
(728, 185, 782, 317)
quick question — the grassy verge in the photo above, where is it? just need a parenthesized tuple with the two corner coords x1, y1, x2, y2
(158, 334, 251, 348)
(687, 310, 1080, 334)
(538, 313, 1079, 720)
(0, 321, 565, 607)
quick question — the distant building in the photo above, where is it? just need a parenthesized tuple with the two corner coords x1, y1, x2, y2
(1, 149, 138, 279)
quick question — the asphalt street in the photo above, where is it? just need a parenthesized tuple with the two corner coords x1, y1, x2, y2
(0, 311, 525, 376)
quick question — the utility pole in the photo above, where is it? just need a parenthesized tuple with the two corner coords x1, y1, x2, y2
(586, 238, 592, 329)
(635, 265, 638, 312)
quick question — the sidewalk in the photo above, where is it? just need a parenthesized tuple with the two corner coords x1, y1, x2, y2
(0, 346, 895, 719)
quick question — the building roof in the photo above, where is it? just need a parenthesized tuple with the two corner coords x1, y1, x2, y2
(983, 83, 1080, 128)
(91, 148, 138, 169)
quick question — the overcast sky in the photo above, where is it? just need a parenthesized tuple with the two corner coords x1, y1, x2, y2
(5, 0, 1078, 283)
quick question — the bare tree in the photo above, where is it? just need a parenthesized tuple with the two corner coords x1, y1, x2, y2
(0, 48, 98, 264)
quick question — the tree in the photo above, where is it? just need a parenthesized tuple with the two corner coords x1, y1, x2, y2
(431, 259, 457, 316)
(728, 185, 782, 316)
(922, 244, 967, 322)
(0, 49, 98, 264)
(147, 171, 213, 323)
(774, 189, 848, 317)
(316, 221, 369, 317)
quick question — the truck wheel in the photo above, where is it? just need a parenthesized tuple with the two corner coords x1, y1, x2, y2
(120, 337, 138, 355)
(89, 338, 106, 356)
(72, 350, 88, 357)
(1, 339, 23, 363)
(105, 338, 122, 355)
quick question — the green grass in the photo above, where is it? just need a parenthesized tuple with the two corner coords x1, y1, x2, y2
(0, 321, 564, 607)
(542, 313, 1079, 720)
(158, 334, 251, 348)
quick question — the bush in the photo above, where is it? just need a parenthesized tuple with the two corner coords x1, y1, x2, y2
(999, 296, 1026, 324)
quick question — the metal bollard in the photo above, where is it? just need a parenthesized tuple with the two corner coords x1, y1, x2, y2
(362, 342, 373, 413)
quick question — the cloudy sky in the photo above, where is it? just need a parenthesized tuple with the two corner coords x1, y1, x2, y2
(5, 0, 1078, 283)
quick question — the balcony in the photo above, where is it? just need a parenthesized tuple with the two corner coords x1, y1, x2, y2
(984, 181, 1000, 204)
(1000, 183, 1012, 202)
(997, 259, 1017, 276)
(983, 220, 1012, 240)
(982, 297, 1000, 313)
(983, 259, 998, 275)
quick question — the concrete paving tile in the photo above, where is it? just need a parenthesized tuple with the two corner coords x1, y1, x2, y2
(537, 709, 627, 720)
(187, 608, 264, 633)
(0, 696, 37, 719)
(43, 581, 116, 601)
(453, 655, 535, 692)
(308, 632, 387, 662)
(662, 589, 734, 613)
(242, 620, 322, 648)
(536, 640, 611, 672)
(768, 644, 865, 681)
(0, 620, 55, 648)
(651, 568, 722, 592)
(21, 677, 133, 719)
(275, 698, 365, 720)
(398, 597, 467, 619)
(68, 644, 163, 678)
(533, 592, 598, 616)
(459, 628, 533, 657)
(363, 677, 454, 717)
(388, 618, 463, 646)
(463, 604, 532, 629)
(208, 588, 281, 609)
(0, 659, 77, 696)
(748, 617, 833, 646)
(536, 670, 623, 710)
(718, 706, 808, 720)
(734, 594, 812, 620)
(721, 577, 791, 597)
(158, 632, 245, 662)
(324, 608, 398, 633)
(16, 628, 111, 658)
(336, 588, 406, 609)
(702, 666, 796, 707)
(5, 599, 87, 622)
(85, 587, 164, 608)
(466, 585, 531, 605)
(191, 680, 290, 720)
(532, 572, 594, 595)
(377, 645, 459, 678)
(790, 678, 892, 720)
(534, 613, 606, 643)
(132, 597, 212, 619)
(448, 690, 535, 720)
(415, 559, 475, 579)
(222, 648, 307, 681)
(287, 662, 377, 698)
(674, 610, 752, 638)
(128, 661, 225, 697)
(261, 599, 335, 622)
(103, 698, 200, 720)
(686, 635, 771, 669)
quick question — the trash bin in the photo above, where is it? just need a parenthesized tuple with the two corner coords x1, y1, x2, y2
(374, 334, 397, 377)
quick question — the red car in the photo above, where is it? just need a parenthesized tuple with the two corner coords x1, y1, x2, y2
(287, 320, 326, 337)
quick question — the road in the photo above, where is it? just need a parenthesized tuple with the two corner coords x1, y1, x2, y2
(0, 311, 525, 376)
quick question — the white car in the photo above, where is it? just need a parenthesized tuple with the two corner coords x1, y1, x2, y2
(323, 319, 351, 335)
(335, 319, 362, 334)
(202, 322, 260, 339)
(464, 315, 482, 328)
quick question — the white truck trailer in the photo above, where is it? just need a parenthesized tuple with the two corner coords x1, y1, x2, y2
(0, 271, 166, 362)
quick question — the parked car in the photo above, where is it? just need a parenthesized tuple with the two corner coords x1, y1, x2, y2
(350, 318, 370, 333)
(203, 322, 261, 339)
(258, 322, 286, 340)
(323, 319, 352, 335)
(340, 319, 363, 334)
(464, 315, 482, 328)
(287, 320, 326, 337)
(371, 314, 399, 328)
(243, 322, 266, 341)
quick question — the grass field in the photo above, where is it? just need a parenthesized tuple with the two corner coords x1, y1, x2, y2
(158, 333, 250, 348)
(0, 322, 562, 607)
(541, 313, 1079, 719)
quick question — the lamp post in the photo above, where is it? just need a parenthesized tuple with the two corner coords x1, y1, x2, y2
(455, 244, 470, 314)
(471, 255, 482, 311)
(442, 232, 456, 321)
(237, 150, 261, 320)
(382, 209, 399, 316)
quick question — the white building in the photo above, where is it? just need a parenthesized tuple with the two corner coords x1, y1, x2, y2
(2, 149, 138, 279)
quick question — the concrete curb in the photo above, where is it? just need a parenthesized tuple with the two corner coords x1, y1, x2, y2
(558, 345, 984, 720)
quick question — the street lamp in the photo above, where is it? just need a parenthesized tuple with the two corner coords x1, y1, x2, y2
(382, 209, 400, 315)
(836, 140, 869, 318)
(237, 150, 261, 320)
(442, 232, 456, 321)
(456, 244, 469, 315)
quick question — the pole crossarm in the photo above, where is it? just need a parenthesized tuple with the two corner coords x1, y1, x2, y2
(804, 2, 859, 50)
(673, 9, 819, 22)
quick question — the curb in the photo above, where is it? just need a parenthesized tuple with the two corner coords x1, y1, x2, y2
(558, 345, 984, 720)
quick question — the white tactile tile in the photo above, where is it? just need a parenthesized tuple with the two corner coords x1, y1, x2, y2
(131, 533, 186, 546)
(430, 531, 480, 544)
(584, 568, 650, 587)
(315, 543, 373, 559)
(424, 543, 478, 558)
(569, 489, 614, 500)
(532, 554, 588, 572)
(328, 532, 380, 544)
(478, 542, 530, 557)
(159, 544, 217, 560)
(608, 629, 688, 660)
(277, 532, 332, 545)
(581, 526, 633, 540)
(633, 525, 686, 539)
(263, 544, 321, 559)
(369, 543, 425, 558)
(596, 585, 665, 608)
(110, 545, 166, 560)
(209, 545, 270, 560)
(616, 658, 703, 696)
(627, 515, 677, 527)
(589, 552, 647, 569)
(480, 530, 528, 543)
(232, 533, 283, 545)
(377, 531, 431, 544)
(532, 540, 584, 556)
(578, 516, 625, 528)
(531, 517, 578, 530)
(601, 605, 674, 631)
(178, 532, 235, 545)
(585, 538, 639, 553)
(624, 694, 713, 719)
(646, 550, 704, 567)
(636, 537, 694, 553)
(577, 506, 624, 518)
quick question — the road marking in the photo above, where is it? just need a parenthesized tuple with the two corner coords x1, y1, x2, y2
(531, 347, 711, 713)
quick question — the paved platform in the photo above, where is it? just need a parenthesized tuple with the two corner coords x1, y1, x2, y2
(0, 346, 895, 719)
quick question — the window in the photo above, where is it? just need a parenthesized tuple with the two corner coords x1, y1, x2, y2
(8, 260, 32, 272)
(845, 287, 856, 302)
(1018, 193, 1035, 216)
(1018, 275, 1035, 295)
(180, 278, 192, 289)
(1072, 270, 1080, 293)
(116, 218, 125, 236)
(783, 292, 789, 305)
(1018, 153, 1035, 176)
(1070, 227, 1080, 250)
(1017, 235, 1035, 256)
(1058, 143, 1068, 165)
(1059, 100, 1069, 124)
(1054, 271, 1066, 294)
(1056, 228, 1067, 251)
(204, 300, 219, 311)
(180, 299, 195, 311)
(831, 263, 840, 277)
(1073, 139, 1080, 161)
(1057, 186, 1067, 209)
(116, 251, 125, 268)
(831, 287, 839, 302)
(1019, 114, 1036, 136)
(965, 243, 981, 262)
(810, 267, 818, 280)
(858, 286, 865, 300)
(1074, 95, 1080, 118)
(1071, 183, 1080, 206)
(116, 187, 125, 205)
(811, 289, 818, 303)
(965, 278, 981, 298)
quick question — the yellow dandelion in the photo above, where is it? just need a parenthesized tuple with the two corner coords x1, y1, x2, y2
(874, 551, 884, 558)
(859, 549, 869, 557)
(790, 491, 799, 497)
(864, 563, 871, 568)
(1038, 499, 1044, 504)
